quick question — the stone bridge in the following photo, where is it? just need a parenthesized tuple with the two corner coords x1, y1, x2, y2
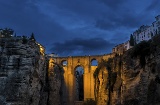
(48, 53, 114, 105)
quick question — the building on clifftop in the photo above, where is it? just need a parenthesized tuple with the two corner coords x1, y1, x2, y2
(133, 15, 160, 44)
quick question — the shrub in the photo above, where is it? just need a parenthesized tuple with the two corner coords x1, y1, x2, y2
(93, 59, 106, 78)
(22, 36, 28, 44)
(131, 41, 150, 67)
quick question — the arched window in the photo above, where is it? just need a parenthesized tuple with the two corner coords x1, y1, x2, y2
(91, 59, 98, 66)
(61, 60, 67, 66)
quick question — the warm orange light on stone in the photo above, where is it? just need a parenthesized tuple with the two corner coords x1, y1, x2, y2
(48, 53, 114, 104)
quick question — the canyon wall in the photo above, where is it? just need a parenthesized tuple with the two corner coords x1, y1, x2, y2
(48, 62, 64, 105)
(0, 38, 48, 105)
(0, 37, 66, 105)
(95, 36, 160, 105)
(0, 35, 160, 105)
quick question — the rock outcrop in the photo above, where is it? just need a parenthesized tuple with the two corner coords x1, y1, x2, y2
(0, 37, 66, 105)
(48, 64, 64, 105)
(94, 35, 160, 105)
(0, 38, 48, 105)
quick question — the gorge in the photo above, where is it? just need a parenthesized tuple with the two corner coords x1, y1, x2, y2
(0, 35, 160, 105)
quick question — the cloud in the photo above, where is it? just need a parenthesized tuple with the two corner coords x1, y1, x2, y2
(0, 0, 75, 45)
(50, 38, 115, 56)
(0, 0, 160, 56)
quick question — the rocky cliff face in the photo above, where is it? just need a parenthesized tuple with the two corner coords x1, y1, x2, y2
(120, 45, 160, 105)
(95, 35, 160, 105)
(48, 64, 64, 105)
(0, 38, 48, 105)
(0, 37, 64, 105)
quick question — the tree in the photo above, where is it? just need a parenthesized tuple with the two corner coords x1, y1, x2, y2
(1, 28, 14, 37)
(131, 41, 150, 68)
(30, 33, 36, 41)
(22, 36, 28, 44)
(129, 34, 135, 46)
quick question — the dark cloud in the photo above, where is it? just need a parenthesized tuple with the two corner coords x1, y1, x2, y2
(95, 15, 138, 30)
(0, 0, 74, 45)
(50, 38, 115, 56)
(44, 0, 108, 18)
(0, 0, 160, 56)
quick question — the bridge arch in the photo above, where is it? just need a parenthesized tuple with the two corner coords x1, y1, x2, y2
(91, 58, 98, 66)
(61, 60, 67, 66)
(74, 65, 84, 101)
(74, 65, 84, 75)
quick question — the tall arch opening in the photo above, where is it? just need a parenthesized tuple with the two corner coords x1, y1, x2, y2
(75, 66, 84, 101)
(91, 59, 98, 66)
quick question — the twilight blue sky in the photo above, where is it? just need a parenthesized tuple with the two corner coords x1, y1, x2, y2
(0, 0, 160, 56)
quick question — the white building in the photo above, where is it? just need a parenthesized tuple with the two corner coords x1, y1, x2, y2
(133, 15, 160, 44)
(112, 15, 160, 54)
(124, 40, 132, 50)
(112, 40, 132, 54)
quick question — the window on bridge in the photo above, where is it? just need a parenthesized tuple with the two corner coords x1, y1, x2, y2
(75, 66, 84, 101)
(61, 60, 67, 66)
(91, 59, 98, 66)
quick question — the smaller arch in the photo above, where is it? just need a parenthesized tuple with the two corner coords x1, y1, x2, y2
(91, 58, 98, 66)
(61, 60, 67, 66)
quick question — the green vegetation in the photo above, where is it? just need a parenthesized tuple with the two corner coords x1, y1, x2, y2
(22, 36, 28, 44)
(30, 33, 36, 41)
(93, 59, 105, 78)
(131, 41, 150, 67)
(131, 34, 160, 68)
(129, 34, 135, 46)
(93, 58, 113, 78)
